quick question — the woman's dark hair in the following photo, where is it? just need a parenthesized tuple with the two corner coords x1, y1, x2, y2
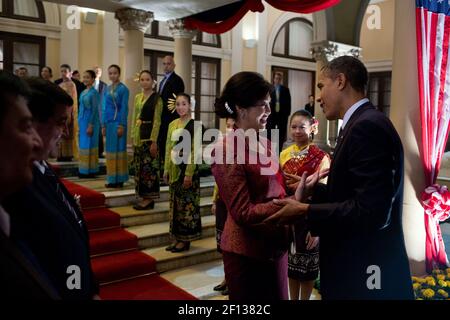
(176, 93, 191, 103)
(215, 71, 273, 119)
(41, 66, 53, 76)
(0, 70, 31, 127)
(108, 64, 121, 75)
(84, 70, 96, 79)
(72, 70, 80, 76)
(139, 69, 154, 80)
(290, 109, 314, 125)
(24, 77, 73, 123)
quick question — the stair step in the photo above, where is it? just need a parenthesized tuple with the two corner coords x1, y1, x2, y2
(91, 250, 156, 284)
(111, 196, 213, 227)
(143, 236, 221, 273)
(126, 215, 216, 250)
(84, 208, 121, 231)
(90, 228, 138, 256)
(99, 274, 196, 300)
(103, 182, 215, 207)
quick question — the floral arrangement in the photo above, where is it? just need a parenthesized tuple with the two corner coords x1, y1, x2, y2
(412, 268, 450, 300)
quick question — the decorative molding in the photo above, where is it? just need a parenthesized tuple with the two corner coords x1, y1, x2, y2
(364, 59, 392, 72)
(167, 19, 196, 39)
(266, 55, 316, 72)
(115, 8, 153, 33)
(0, 17, 61, 39)
(310, 40, 362, 62)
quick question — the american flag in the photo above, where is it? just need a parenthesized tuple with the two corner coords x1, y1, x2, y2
(416, 0, 450, 273)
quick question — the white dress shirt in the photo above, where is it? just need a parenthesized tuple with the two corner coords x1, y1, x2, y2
(341, 98, 369, 130)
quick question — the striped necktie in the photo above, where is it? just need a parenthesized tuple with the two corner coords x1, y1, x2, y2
(44, 167, 83, 229)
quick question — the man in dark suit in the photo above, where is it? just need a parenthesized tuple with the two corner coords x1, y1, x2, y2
(4, 78, 99, 300)
(266, 56, 413, 300)
(267, 72, 291, 152)
(304, 94, 315, 116)
(94, 66, 107, 158)
(0, 71, 59, 299)
(158, 55, 185, 170)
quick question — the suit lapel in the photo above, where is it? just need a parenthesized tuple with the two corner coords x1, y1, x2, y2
(333, 102, 374, 159)
(33, 167, 87, 241)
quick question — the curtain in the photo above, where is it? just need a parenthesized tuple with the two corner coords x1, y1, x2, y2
(416, 0, 450, 273)
(185, 0, 340, 34)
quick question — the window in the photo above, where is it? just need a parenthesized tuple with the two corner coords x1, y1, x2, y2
(145, 21, 221, 48)
(0, 31, 45, 76)
(0, 0, 45, 23)
(144, 50, 221, 130)
(272, 18, 313, 61)
(368, 72, 392, 117)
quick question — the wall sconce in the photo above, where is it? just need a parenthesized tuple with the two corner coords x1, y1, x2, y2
(244, 39, 257, 48)
(84, 11, 98, 24)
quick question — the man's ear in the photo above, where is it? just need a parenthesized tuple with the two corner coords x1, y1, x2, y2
(336, 73, 347, 91)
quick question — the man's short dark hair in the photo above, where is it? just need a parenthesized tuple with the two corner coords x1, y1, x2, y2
(322, 56, 368, 94)
(0, 70, 31, 128)
(24, 77, 73, 122)
(60, 64, 71, 71)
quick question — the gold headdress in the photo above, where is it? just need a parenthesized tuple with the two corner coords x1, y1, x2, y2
(167, 93, 177, 113)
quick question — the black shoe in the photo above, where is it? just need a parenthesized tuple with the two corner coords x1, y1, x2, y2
(133, 201, 155, 211)
(221, 287, 229, 296)
(117, 183, 123, 188)
(165, 243, 177, 251)
(78, 173, 92, 179)
(105, 183, 117, 188)
(171, 241, 190, 252)
(213, 283, 227, 292)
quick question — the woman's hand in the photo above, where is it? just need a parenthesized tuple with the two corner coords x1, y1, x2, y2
(211, 202, 217, 215)
(117, 126, 124, 138)
(306, 232, 319, 250)
(136, 119, 142, 126)
(263, 198, 309, 225)
(150, 141, 157, 158)
(86, 125, 93, 137)
(294, 172, 307, 201)
(183, 176, 193, 189)
(101, 127, 106, 137)
(163, 173, 169, 185)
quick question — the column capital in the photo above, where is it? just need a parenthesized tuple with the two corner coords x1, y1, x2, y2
(167, 19, 196, 39)
(115, 8, 153, 33)
(310, 40, 362, 63)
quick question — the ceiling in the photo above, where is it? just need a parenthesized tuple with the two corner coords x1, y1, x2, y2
(43, 0, 241, 21)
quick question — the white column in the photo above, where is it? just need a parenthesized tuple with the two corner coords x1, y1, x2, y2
(390, 0, 426, 276)
(231, 21, 243, 75)
(257, 9, 268, 76)
(59, 4, 79, 70)
(310, 40, 362, 152)
(115, 8, 153, 146)
(103, 12, 119, 77)
(167, 19, 196, 95)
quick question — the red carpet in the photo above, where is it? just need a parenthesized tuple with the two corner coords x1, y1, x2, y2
(61, 179, 105, 209)
(99, 274, 196, 300)
(63, 178, 198, 300)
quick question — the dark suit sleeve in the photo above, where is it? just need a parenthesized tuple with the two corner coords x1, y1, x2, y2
(307, 120, 399, 235)
(174, 75, 185, 95)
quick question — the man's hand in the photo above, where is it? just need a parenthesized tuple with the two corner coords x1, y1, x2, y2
(263, 198, 309, 225)
(211, 202, 217, 215)
(101, 127, 106, 137)
(163, 173, 169, 185)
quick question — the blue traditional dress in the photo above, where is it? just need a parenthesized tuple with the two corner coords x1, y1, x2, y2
(78, 87, 100, 175)
(102, 82, 129, 185)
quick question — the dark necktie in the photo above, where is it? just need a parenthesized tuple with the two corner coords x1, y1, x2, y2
(44, 166, 83, 229)
(158, 75, 168, 94)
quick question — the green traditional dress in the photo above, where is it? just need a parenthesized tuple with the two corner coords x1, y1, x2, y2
(164, 118, 201, 241)
(132, 92, 163, 199)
